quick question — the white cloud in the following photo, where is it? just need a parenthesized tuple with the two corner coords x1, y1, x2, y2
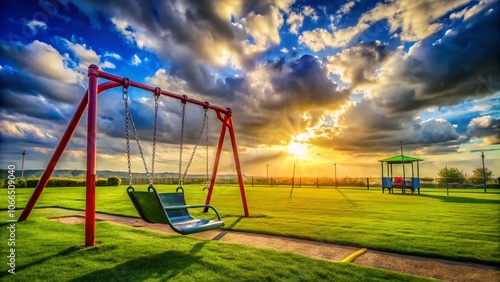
(360, 0, 470, 41)
(299, 23, 369, 51)
(462, 0, 496, 21)
(302, 6, 318, 21)
(131, 54, 142, 65)
(100, 61, 116, 69)
(0, 120, 51, 140)
(103, 52, 122, 60)
(286, 11, 304, 34)
(62, 39, 100, 69)
(337, 1, 356, 15)
(26, 20, 47, 33)
(5, 40, 82, 84)
(146, 68, 190, 94)
(286, 6, 318, 34)
(244, 6, 284, 47)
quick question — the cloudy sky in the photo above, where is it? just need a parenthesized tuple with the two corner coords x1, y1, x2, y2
(0, 0, 499, 179)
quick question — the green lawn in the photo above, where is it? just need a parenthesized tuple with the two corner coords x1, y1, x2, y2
(6, 185, 500, 266)
(0, 209, 431, 281)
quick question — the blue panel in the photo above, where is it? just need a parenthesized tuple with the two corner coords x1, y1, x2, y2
(382, 178, 392, 188)
(412, 178, 420, 188)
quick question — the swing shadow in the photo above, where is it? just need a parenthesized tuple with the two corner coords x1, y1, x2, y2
(211, 216, 245, 240)
(70, 242, 215, 281)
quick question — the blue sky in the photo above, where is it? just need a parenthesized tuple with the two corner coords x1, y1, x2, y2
(0, 0, 499, 178)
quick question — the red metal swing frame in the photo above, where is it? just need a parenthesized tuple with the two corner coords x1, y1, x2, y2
(18, 64, 249, 246)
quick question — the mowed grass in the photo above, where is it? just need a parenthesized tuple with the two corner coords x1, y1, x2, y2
(9, 185, 500, 265)
(0, 209, 430, 281)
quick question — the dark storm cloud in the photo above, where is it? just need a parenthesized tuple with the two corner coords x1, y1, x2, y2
(0, 90, 65, 121)
(374, 6, 500, 113)
(263, 55, 349, 111)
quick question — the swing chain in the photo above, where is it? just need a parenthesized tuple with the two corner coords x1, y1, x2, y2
(124, 87, 132, 187)
(180, 107, 208, 183)
(151, 89, 160, 181)
(178, 103, 186, 186)
(205, 103, 209, 185)
(123, 85, 153, 185)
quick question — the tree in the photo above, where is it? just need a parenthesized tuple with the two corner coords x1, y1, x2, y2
(437, 167, 465, 184)
(470, 167, 494, 184)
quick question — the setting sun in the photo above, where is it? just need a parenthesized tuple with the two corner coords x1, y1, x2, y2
(288, 141, 307, 157)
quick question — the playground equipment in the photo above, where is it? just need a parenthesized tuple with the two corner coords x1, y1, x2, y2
(379, 155, 423, 194)
(18, 65, 249, 246)
(122, 81, 224, 234)
(127, 186, 224, 234)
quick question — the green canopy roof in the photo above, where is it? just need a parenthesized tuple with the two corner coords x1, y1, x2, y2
(378, 155, 424, 164)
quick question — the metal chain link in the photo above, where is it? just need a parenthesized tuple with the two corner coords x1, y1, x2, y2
(124, 87, 153, 185)
(181, 108, 208, 182)
(205, 109, 209, 185)
(178, 103, 186, 186)
(151, 94, 159, 183)
(123, 87, 132, 187)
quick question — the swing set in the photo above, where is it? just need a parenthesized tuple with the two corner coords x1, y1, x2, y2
(18, 65, 249, 246)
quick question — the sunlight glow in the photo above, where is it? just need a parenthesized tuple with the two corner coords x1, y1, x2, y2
(288, 141, 307, 157)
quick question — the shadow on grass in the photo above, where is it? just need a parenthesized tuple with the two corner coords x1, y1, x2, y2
(227, 216, 244, 229)
(420, 194, 500, 204)
(0, 247, 81, 279)
(335, 187, 357, 207)
(70, 242, 214, 281)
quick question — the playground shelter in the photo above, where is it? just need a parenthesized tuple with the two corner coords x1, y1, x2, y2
(379, 155, 423, 194)
(18, 65, 249, 246)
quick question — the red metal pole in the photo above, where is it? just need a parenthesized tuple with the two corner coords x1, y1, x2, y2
(227, 115, 249, 217)
(85, 64, 99, 246)
(204, 111, 229, 210)
(18, 81, 120, 222)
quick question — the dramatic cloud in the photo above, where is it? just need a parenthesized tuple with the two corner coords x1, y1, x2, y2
(0, 40, 82, 85)
(230, 55, 349, 146)
(326, 41, 392, 87)
(300, 0, 473, 51)
(466, 116, 500, 144)
(369, 6, 500, 114)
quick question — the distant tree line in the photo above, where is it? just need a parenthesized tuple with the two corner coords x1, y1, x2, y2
(436, 167, 495, 184)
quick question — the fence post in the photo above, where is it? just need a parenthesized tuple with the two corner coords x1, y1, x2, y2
(316, 178, 319, 188)
(252, 176, 254, 187)
(367, 177, 370, 190)
(271, 177, 273, 187)
(299, 178, 301, 188)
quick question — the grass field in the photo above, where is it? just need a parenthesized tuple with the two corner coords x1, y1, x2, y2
(1, 185, 499, 280)
(0, 209, 431, 282)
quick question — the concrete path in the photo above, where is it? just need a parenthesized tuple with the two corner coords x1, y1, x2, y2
(49, 209, 500, 282)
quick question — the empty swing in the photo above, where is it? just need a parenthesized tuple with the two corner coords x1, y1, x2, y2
(123, 83, 225, 235)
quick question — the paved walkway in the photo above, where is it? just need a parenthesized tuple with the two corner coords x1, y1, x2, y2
(49, 209, 500, 282)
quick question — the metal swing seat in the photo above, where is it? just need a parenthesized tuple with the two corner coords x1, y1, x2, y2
(122, 83, 224, 235)
(127, 186, 224, 235)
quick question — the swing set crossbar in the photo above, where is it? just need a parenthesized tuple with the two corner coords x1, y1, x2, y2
(17, 64, 249, 247)
(100, 71, 230, 114)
